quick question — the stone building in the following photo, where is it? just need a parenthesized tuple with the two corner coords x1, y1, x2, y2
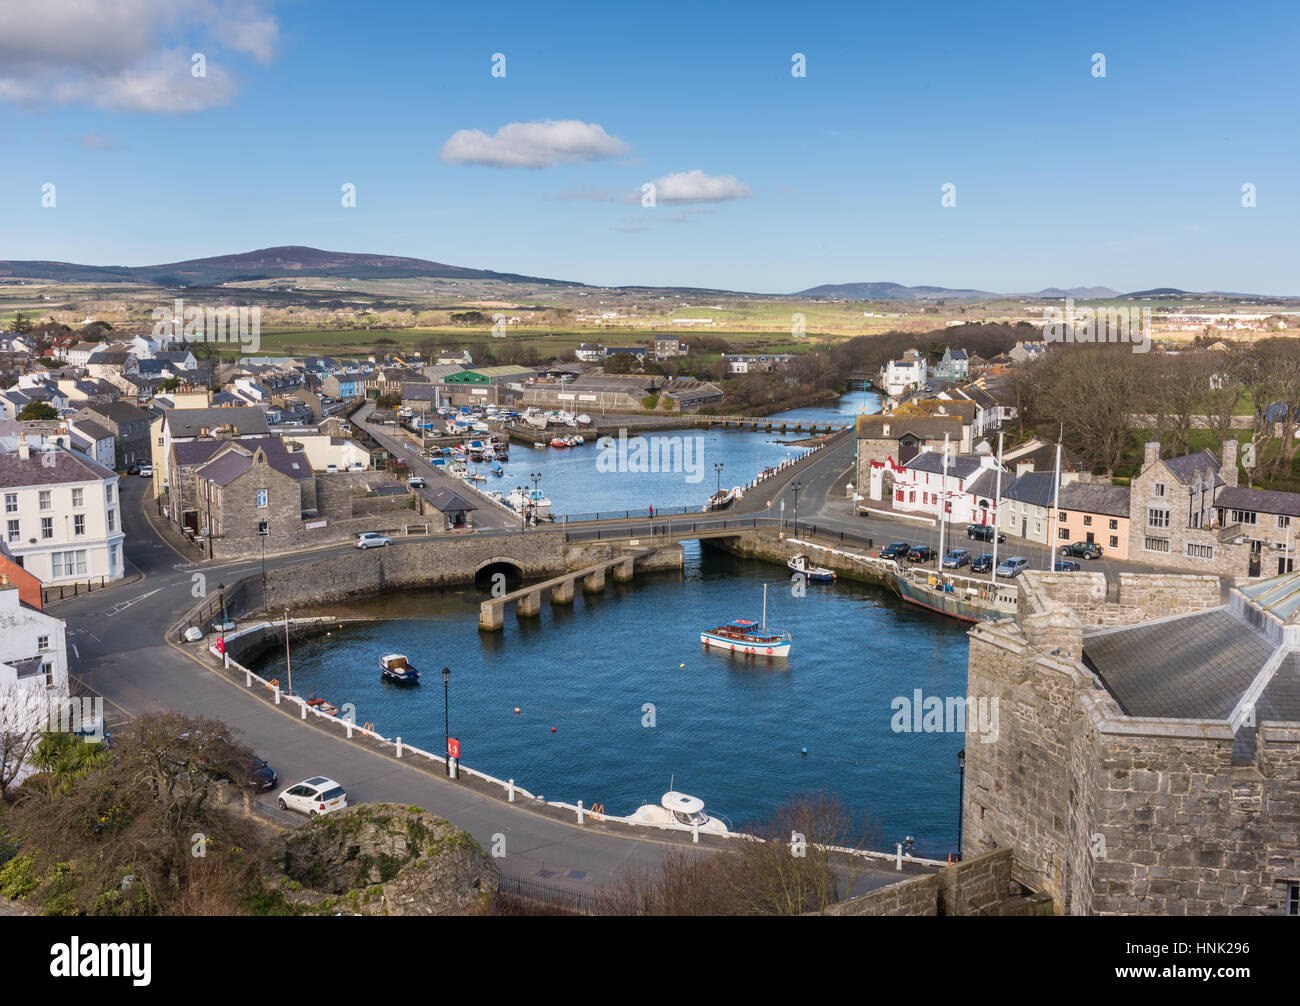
(854, 414, 965, 490)
(964, 569, 1300, 915)
(192, 443, 311, 551)
(74, 400, 153, 470)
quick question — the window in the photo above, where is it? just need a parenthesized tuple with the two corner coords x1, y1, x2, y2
(256, 489, 269, 508)
(1289, 883, 1299, 916)
(258, 521, 269, 536)
(3, 493, 14, 514)
(107, 510, 116, 533)
(1034, 521, 1041, 534)
(40, 517, 53, 540)
(1154, 483, 1166, 497)
(37, 635, 50, 652)
(106, 484, 114, 504)
(73, 514, 85, 536)
(1186, 543, 1214, 559)
(1109, 519, 1118, 530)
(1147, 508, 1170, 529)
(1278, 515, 1290, 529)
(1058, 527, 1070, 540)
(38, 490, 51, 511)
(1109, 535, 1119, 548)
(51, 550, 88, 577)
(1229, 509, 1258, 526)
(6, 519, 17, 543)
(895, 490, 904, 503)
(1083, 515, 1092, 526)
(71, 487, 83, 508)
(1144, 537, 1170, 553)
(1058, 511, 1066, 522)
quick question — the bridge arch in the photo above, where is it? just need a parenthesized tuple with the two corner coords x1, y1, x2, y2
(475, 556, 525, 587)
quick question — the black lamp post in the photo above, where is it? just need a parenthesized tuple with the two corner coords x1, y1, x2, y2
(714, 462, 724, 492)
(791, 480, 803, 536)
(956, 748, 966, 862)
(260, 528, 267, 600)
(442, 666, 451, 777)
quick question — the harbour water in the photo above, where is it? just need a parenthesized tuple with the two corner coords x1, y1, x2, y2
(253, 543, 970, 856)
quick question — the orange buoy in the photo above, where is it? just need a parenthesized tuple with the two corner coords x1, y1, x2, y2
(551, 726, 557, 733)
(514, 707, 520, 714)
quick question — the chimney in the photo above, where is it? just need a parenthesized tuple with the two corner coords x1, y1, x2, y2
(1017, 460, 1035, 476)
(1143, 441, 1161, 470)
(17, 434, 29, 461)
(1221, 439, 1238, 487)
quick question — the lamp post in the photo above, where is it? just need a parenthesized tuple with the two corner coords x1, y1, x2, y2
(260, 528, 267, 601)
(441, 666, 452, 777)
(956, 748, 966, 862)
(791, 480, 803, 536)
(218, 582, 227, 668)
(714, 462, 724, 493)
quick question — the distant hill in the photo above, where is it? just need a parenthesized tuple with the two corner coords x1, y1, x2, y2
(0, 245, 574, 287)
(1027, 286, 1121, 299)
(794, 281, 997, 300)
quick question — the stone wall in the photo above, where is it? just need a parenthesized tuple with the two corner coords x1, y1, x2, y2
(1017, 571, 1222, 630)
(820, 848, 1015, 916)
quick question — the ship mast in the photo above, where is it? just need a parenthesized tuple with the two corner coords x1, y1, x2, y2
(762, 582, 768, 634)
(990, 431, 1004, 585)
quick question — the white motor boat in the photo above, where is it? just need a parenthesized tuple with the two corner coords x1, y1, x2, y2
(627, 791, 729, 835)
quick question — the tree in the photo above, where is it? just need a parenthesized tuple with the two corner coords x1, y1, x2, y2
(17, 401, 58, 421)
(11, 311, 32, 334)
(0, 681, 44, 802)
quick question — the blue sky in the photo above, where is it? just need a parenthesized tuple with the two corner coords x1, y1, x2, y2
(1, 0, 1297, 294)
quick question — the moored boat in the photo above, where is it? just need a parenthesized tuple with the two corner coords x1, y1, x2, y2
(703, 487, 736, 512)
(627, 791, 729, 834)
(700, 584, 791, 658)
(306, 697, 339, 716)
(380, 653, 421, 684)
(788, 554, 836, 581)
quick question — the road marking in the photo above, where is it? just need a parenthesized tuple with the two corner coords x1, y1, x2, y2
(72, 644, 80, 661)
(104, 587, 164, 616)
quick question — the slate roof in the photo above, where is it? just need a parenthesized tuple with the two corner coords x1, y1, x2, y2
(904, 450, 986, 480)
(197, 443, 311, 485)
(1082, 608, 1268, 719)
(964, 469, 1002, 501)
(70, 419, 114, 443)
(164, 407, 269, 438)
(0, 446, 117, 488)
(1161, 449, 1222, 486)
(856, 414, 963, 440)
(79, 400, 153, 426)
(1058, 482, 1132, 518)
(1214, 486, 1300, 519)
(424, 486, 478, 512)
(1002, 470, 1060, 508)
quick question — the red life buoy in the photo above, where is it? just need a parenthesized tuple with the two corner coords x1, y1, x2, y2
(766, 647, 774, 655)
(746, 647, 754, 655)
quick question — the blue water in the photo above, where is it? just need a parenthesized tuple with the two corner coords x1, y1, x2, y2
(497, 391, 879, 518)
(255, 542, 971, 857)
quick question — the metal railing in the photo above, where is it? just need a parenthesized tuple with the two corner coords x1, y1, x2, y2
(497, 874, 596, 915)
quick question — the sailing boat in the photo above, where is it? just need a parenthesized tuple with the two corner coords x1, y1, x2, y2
(700, 583, 792, 658)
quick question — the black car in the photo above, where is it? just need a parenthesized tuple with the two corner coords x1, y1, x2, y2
(1060, 541, 1104, 559)
(907, 546, 936, 563)
(880, 542, 911, 560)
(247, 757, 278, 790)
(970, 553, 995, 573)
(967, 524, 1006, 544)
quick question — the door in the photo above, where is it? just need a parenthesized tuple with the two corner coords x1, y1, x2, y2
(1021, 518, 1027, 538)
(1280, 557, 1294, 575)
(1086, 532, 1094, 544)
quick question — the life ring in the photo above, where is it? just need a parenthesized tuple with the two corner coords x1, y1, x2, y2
(746, 647, 754, 655)
(766, 647, 774, 655)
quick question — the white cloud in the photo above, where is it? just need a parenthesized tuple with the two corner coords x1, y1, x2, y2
(440, 120, 632, 169)
(641, 170, 753, 204)
(0, 0, 276, 113)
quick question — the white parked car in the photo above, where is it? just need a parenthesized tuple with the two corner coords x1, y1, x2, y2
(355, 532, 391, 549)
(139, 465, 153, 477)
(347, 461, 366, 472)
(277, 777, 347, 818)
(325, 464, 339, 474)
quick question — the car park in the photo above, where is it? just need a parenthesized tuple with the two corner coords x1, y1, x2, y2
(1059, 541, 1104, 559)
(966, 524, 1006, 544)
(1054, 559, 1082, 572)
(942, 548, 971, 568)
(355, 532, 391, 549)
(995, 556, 1030, 578)
(907, 546, 936, 563)
(277, 776, 347, 818)
(880, 542, 911, 560)
(970, 553, 995, 573)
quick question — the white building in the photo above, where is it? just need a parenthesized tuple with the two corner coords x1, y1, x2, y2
(881, 350, 928, 398)
(891, 448, 1005, 528)
(0, 576, 70, 743)
(0, 439, 125, 585)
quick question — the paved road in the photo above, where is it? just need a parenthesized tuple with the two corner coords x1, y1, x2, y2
(52, 473, 916, 898)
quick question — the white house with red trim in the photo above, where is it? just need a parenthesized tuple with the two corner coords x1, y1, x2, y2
(890, 447, 1005, 528)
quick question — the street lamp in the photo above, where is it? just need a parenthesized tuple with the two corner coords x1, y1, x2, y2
(218, 582, 227, 668)
(441, 666, 452, 777)
(791, 480, 804, 536)
(956, 748, 966, 862)
(714, 462, 724, 493)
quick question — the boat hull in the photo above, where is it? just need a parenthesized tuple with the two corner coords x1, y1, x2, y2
(700, 631, 791, 658)
(889, 572, 1017, 624)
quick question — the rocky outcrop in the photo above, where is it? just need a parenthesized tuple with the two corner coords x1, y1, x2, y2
(265, 803, 498, 915)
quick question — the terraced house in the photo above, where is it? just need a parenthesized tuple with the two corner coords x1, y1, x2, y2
(0, 439, 125, 586)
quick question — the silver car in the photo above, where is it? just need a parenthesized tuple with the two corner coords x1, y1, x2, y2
(355, 532, 391, 549)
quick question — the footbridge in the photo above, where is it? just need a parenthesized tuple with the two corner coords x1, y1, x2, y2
(478, 548, 653, 630)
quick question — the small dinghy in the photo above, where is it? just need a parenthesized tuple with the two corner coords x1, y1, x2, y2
(788, 553, 836, 582)
(380, 653, 420, 684)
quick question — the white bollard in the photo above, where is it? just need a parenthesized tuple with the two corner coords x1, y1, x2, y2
(576, 799, 584, 825)
(346, 720, 353, 738)
(396, 736, 403, 757)
(692, 822, 699, 844)
(896, 843, 903, 871)
(244, 669, 251, 687)
(274, 685, 281, 705)
(508, 779, 515, 802)
(300, 700, 307, 719)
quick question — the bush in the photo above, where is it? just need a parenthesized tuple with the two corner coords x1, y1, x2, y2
(0, 853, 38, 899)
